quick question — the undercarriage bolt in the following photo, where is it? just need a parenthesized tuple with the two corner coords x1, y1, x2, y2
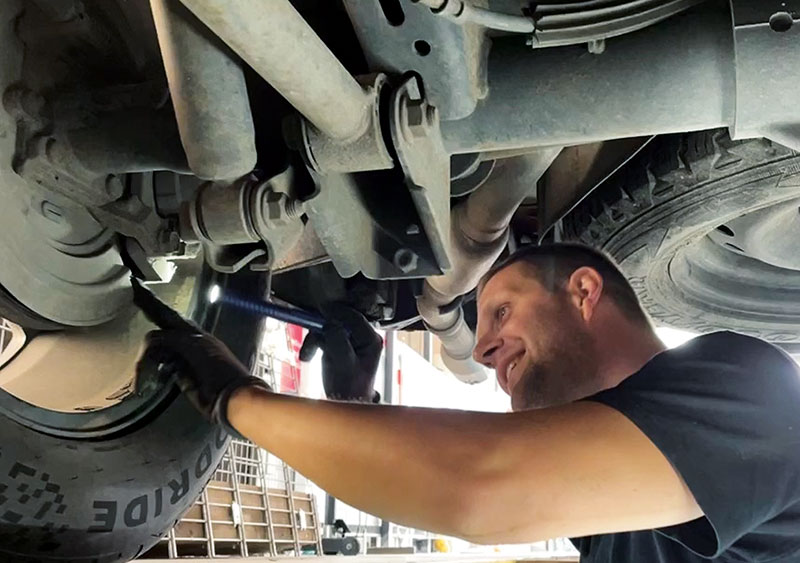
(105, 174, 125, 199)
(406, 101, 432, 138)
(393, 247, 418, 273)
(158, 229, 181, 252)
(285, 198, 305, 219)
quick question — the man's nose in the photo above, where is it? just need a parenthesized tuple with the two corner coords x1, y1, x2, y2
(473, 333, 502, 367)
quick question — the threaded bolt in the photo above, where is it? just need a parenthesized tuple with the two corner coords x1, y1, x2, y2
(285, 198, 305, 219)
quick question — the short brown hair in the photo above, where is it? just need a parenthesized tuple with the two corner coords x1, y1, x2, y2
(479, 243, 650, 325)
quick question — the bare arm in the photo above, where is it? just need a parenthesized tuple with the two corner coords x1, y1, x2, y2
(228, 388, 702, 544)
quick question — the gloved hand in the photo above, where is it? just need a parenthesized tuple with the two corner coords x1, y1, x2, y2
(132, 279, 270, 435)
(299, 303, 383, 403)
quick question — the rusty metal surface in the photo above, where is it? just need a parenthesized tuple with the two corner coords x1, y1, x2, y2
(272, 222, 329, 273)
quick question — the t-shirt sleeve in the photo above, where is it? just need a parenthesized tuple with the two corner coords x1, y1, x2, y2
(585, 333, 800, 558)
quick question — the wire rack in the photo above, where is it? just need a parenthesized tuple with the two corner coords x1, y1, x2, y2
(143, 331, 322, 559)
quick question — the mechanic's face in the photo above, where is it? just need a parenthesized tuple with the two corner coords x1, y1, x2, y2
(474, 262, 601, 411)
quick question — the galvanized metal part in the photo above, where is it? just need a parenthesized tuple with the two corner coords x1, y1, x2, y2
(414, 0, 534, 33)
(299, 74, 393, 174)
(730, 1, 800, 151)
(179, 0, 372, 142)
(150, 0, 257, 179)
(180, 169, 305, 273)
(343, 0, 489, 121)
(304, 167, 443, 280)
(441, 3, 735, 154)
(529, 0, 706, 48)
(390, 76, 452, 274)
(450, 153, 495, 197)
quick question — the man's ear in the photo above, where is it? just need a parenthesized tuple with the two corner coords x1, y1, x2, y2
(566, 267, 603, 323)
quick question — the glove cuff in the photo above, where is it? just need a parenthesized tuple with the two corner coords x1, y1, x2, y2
(327, 390, 381, 403)
(213, 376, 272, 441)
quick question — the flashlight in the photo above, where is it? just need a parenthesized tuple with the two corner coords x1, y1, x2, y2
(207, 285, 326, 332)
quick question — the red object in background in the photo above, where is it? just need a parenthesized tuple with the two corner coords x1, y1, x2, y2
(397, 355, 402, 406)
(280, 324, 306, 394)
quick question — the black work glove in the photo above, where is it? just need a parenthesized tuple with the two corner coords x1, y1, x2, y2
(298, 303, 383, 403)
(132, 279, 270, 436)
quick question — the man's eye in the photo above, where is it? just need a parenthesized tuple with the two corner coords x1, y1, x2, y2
(497, 306, 509, 321)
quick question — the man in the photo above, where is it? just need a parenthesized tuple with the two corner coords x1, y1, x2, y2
(136, 243, 800, 562)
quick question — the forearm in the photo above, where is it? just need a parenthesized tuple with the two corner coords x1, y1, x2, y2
(227, 387, 510, 538)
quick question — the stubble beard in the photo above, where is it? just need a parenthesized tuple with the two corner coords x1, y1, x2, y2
(511, 327, 599, 411)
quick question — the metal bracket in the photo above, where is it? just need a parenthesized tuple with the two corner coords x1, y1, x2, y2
(342, 0, 489, 121)
(730, 0, 800, 150)
(304, 168, 444, 280)
(390, 76, 452, 274)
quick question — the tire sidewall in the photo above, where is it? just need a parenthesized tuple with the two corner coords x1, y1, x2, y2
(0, 268, 268, 562)
(604, 148, 800, 339)
(567, 132, 800, 342)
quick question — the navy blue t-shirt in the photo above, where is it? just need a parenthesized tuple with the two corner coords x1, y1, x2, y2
(571, 332, 800, 562)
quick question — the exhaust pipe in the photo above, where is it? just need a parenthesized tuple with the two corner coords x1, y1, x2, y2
(417, 148, 562, 383)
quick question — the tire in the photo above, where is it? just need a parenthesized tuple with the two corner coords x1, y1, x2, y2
(0, 268, 268, 562)
(564, 130, 800, 342)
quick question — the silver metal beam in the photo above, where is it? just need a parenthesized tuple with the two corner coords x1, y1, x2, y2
(441, 4, 734, 154)
(151, 0, 257, 179)
(179, 0, 372, 141)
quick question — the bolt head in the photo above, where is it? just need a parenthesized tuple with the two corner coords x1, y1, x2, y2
(264, 191, 291, 226)
(158, 229, 181, 252)
(393, 248, 418, 273)
(105, 174, 125, 199)
(405, 101, 432, 139)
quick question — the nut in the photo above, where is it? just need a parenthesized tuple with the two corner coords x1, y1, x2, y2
(393, 248, 418, 274)
(405, 100, 431, 139)
(263, 191, 292, 227)
(157, 228, 181, 252)
(105, 174, 125, 199)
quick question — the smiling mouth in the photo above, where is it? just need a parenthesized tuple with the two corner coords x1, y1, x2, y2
(504, 354, 524, 392)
